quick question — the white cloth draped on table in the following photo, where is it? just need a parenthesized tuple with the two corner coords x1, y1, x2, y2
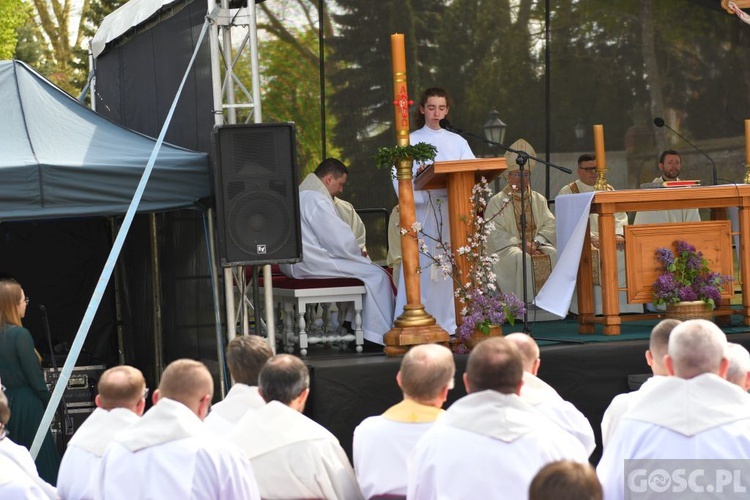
(535, 192, 595, 317)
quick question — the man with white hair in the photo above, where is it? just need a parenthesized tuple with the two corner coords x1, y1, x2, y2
(726, 342, 750, 391)
(600, 319, 680, 447)
(597, 319, 750, 500)
(353, 344, 455, 498)
(504, 333, 594, 456)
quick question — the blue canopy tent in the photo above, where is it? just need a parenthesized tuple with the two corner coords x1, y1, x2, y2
(0, 60, 210, 218)
(0, 60, 218, 411)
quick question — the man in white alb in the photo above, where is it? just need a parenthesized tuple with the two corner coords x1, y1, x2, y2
(57, 365, 146, 499)
(597, 319, 750, 500)
(600, 319, 679, 448)
(407, 337, 588, 499)
(97, 359, 260, 499)
(353, 343, 454, 498)
(228, 354, 362, 500)
(633, 149, 701, 224)
(505, 333, 595, 456)
(281, 158, 394, 345)
(205, 334, 272, 436)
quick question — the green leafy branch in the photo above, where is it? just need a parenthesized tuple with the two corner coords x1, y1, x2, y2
(374, 142, 438, 170)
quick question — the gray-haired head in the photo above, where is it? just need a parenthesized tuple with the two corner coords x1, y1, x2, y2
(726, 343, 750, 390)
(667, 319, 727, 379)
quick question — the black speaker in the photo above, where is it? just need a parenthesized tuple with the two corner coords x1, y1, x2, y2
(212, 123, 303, 266)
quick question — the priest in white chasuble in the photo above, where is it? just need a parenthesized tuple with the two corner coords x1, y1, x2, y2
(486, 139, 556, 301)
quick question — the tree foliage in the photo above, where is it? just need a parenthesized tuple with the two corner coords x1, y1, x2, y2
(0, 0, 30, 59)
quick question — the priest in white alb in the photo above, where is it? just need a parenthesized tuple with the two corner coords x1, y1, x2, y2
(204, 335, 272, 436)
(57, 365, 146, 500)
(407, 338, 588, 499)
(228, 354, 362, 500)
(633, 150, 701, 224)
(597, 319, 750, 500)
(281, 158, 394, 345)
(353, 344, 454, 498)
(97, 359, 260, 499)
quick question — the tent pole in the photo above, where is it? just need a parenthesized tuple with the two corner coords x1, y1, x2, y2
(206, 208, 228, 397)
(149, 214, 164, 384)
(110, 217, 126, 365)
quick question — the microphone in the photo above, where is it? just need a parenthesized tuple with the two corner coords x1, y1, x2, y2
(439, 118, 463, 134)
(653, 117, 717, 185)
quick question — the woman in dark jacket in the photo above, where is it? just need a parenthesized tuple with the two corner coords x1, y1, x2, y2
(0, 279, 60, 484)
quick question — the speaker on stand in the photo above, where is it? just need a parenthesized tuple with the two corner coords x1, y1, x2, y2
(211, 123, 304, 339)
(211, 123, 303, 266)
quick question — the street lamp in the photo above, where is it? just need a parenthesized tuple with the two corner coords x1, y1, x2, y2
(483, 110, 507, 146)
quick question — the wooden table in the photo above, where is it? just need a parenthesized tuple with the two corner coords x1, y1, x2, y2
(577, 185, 750, 335)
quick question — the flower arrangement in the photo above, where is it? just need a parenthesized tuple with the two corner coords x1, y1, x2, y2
(651, 240, 732, 306)
(403, 177, 525, 351)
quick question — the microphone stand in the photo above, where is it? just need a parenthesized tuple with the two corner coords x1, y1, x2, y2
(441, 122, 581, 342)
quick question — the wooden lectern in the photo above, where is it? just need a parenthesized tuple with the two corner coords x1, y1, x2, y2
(414, 157, 507, 325)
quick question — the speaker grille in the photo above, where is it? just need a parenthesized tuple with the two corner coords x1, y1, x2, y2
(212, 123, 302, 266)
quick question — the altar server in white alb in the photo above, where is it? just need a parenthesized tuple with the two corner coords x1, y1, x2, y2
(0, 380, 56, 499)
(57, 365, 146, 500)
(228, 354, 363, 500)
(597, 319, 750, 500)
(391, 87, 475, 333)
(633, 150, 701, 224)
(281, 158, 394, 345)
(353, 343, 455, 498)
(204, 334, 272, 436)
(600, 319, 679, 448)
(505, 333, 595, 456)
(407, 337, 588, 499)
(97, 359, 260, 500)
(486, 140, 556, 302)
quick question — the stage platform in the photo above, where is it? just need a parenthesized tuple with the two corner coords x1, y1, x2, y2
(300, 316, 750, 465)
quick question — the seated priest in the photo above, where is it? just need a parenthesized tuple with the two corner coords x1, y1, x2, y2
(280, 158, 395, 346)
(557, 153, 641, 315)
(633, 149, 701, 225)
(485, 139, 557, 303)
